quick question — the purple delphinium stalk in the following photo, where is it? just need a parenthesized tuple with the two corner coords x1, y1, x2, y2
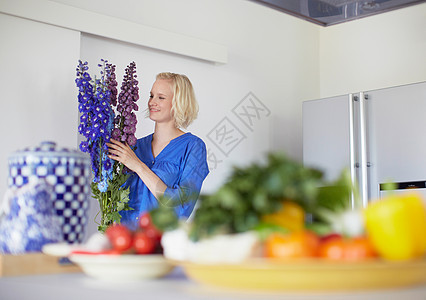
(76, 60, 98, 176)
(106, 63, 118, 107)
(112, 61, 139, 147)
(76, 59, 115, 192)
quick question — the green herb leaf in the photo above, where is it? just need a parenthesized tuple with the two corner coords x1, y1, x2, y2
(187, 152, 324, 241)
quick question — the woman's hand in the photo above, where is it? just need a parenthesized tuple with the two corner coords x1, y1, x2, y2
(107, 139, 142, 173)
(107, 139, 167, 200)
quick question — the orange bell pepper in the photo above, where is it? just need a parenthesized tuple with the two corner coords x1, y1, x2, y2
(265, 230, 320, 258)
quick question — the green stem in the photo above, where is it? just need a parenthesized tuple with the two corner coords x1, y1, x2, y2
(104, 191, 109, 226)
(99, 193, 105, 225)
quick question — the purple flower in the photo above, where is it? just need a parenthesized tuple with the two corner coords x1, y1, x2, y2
(127, 135, 137, 146)
(111, 128, 121, 140)
(106, 63, 118, 107)
(76, 59, 115, 183)
(80, 113, 88, 122)
(79, 141, 89, 152)
(111, 61, 139, 146)
(103, 159, 112, 171)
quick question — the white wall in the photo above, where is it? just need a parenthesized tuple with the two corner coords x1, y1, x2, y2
(0, 13, 80, 200)
(319, 3, 426, 97)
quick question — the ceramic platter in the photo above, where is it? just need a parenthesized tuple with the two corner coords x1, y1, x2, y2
(171, 258, 426, 291)
(69, 253, 174, 281)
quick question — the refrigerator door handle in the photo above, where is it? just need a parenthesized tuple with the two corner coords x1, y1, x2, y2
(358, 92, 369, 208)
(349, 93, 357, 209)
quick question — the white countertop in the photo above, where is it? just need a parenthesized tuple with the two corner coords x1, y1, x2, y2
(1, 267, 426, 300)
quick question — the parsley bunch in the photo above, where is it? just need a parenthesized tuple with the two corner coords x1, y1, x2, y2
(188, 153, 323, 241)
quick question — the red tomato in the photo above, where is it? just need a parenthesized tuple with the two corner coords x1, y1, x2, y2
(146, 227, 162, 243)
(133, 231, 156, 254)
(319, 236, 377, 261)
(105, 224, 133, 252)
(320, 233, 342, 243)
(138, 212, 153, 229)
(138, 212, 162, 242)
(265, 230, 320, 258)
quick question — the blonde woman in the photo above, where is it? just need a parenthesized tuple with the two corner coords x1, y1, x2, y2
(107, 72, 209, 227)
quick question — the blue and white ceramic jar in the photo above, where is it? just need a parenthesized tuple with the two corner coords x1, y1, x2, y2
(7, 141, 92, 244)
(0, 180, 63, 254)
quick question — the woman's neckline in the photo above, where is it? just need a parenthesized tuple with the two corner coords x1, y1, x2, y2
(150, 132, 190, 159)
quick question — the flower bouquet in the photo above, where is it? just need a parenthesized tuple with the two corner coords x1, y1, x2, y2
(76, 59, 139, 232)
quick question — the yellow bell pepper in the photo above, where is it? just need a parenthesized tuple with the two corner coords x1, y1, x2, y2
(363, 193, 426, 260)
(261, 201, 305, 232)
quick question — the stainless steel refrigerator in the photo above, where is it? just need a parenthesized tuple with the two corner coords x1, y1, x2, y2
(302, 81, 426, 208)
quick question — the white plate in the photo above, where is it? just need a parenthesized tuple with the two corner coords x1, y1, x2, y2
(42, 243, 81, 257)
(69, 253, 174, 281)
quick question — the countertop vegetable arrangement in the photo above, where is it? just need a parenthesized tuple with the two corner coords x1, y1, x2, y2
(76, 152, 426, 264)
(155, 153, 426, 263)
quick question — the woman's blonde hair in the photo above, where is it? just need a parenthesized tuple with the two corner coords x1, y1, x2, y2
(156, 72, 199, 129)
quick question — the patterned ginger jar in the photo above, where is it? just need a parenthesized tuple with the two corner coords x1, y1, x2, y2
(7, 141, 92, 244)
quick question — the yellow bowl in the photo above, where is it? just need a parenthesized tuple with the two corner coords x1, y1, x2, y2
(171, 258, 426, 291)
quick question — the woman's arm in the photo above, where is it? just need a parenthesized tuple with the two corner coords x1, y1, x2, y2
(106, 139, 167, 199)
(160, 141, 209, 216)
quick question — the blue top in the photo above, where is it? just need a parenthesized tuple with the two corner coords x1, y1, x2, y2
(120, 132, 209, 228)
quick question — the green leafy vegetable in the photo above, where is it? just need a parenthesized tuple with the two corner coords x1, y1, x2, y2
(312, 168, 364, 237)
(149, 205, 179, 232)
(314, 168, 355, 213)
(150, 153, 363, 241)
(188, 152, 323, 241)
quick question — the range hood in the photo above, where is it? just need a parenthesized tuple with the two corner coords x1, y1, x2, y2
(249, 0, 426, 26)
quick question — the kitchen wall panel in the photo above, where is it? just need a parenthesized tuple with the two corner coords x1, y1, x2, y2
(319, 3, 426, 98)
(0, 13, 80, 202)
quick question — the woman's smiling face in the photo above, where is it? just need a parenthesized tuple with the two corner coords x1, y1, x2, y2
(148, 79, 174, 125)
